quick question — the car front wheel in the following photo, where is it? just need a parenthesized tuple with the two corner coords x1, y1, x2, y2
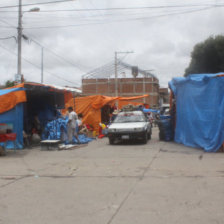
(109, 137, 114, 145)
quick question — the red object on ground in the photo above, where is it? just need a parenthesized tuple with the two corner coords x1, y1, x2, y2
(0, 133, 17, 142)
(99, 126, 102, 135)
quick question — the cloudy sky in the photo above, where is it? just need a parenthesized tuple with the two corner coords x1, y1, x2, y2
(0, 0, 224, 88)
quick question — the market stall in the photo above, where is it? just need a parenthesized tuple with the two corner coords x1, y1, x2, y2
(169, 73, 224, 152)
(0, 82, 77, 149)
(74, 94, 149, 134)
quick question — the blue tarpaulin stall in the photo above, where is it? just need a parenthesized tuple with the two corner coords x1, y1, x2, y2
(169, 73, 224, 152)
(0, 83, 76, 149)
(0, 86, 26, 149)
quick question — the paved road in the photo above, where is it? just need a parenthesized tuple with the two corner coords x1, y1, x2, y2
(0, 128, 224, 224)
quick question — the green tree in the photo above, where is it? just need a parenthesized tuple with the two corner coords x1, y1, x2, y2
(184, 35, 224, 76)
(4, 80, 15, 88)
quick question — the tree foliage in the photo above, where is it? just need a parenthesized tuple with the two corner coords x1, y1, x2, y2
(184, 35, 224, 76)
(4, 80, 15, 88)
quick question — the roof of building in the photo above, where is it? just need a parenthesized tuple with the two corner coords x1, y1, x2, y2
(82, 60, 157, 80)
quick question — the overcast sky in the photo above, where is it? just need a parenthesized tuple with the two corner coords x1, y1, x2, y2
(0, 0, 224, 88)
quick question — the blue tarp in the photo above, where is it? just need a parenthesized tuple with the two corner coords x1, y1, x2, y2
(0, 87, 25, 96)
(42, 117, 94, 144)
(143, 108, 159, 113)
(0, 103, 24, 149)
(169, 73, 224, 152)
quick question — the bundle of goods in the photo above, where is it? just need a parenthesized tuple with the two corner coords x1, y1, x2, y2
(157, 116, 173, 141)
(122, 104, 134, 111)
(42, 117, 94, 144)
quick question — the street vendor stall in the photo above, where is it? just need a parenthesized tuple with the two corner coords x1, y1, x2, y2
(169, 73, 224, 152)
(74, 94, 148, 134)
(0, 82, 77, 149)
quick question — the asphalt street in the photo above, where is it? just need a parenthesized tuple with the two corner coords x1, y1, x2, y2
(0, 127, 224, 224)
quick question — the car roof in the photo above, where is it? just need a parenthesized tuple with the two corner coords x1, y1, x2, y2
(118, 111, 144, 115)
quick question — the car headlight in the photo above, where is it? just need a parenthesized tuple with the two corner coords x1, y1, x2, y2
(108, 128, 116, 133)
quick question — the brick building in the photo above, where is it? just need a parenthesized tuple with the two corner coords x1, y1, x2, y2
(82, 61, 160, 107)
(159, 88, 170, 106)
(82, 77, 159, 106)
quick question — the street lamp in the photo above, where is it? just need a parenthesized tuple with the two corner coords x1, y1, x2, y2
(16, 0, 40, 83)
(28, 7, 40, 13)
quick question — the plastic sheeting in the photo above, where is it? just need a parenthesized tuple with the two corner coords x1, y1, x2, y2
(0, 103, 24, 149)
(42, 117, 94, 144)
(0, 85, 25, 149)
(143, 108, 159, 113)
(0, 87, 26, 114)
(75, 95, 148, 134)
(169, 73, 224, 152)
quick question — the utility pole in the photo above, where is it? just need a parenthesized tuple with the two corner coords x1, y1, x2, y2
(16, 4, 40, 83)
(41, 47, 44, 83)
(143, 73, 146, 103)
(115, 52, 118, 97)
(114, 51, 133, 97)
(17, 0, 22, 82)
(142, 70, 154, 104)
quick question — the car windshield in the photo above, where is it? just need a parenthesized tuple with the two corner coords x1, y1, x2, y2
(113, 113, 146, 123)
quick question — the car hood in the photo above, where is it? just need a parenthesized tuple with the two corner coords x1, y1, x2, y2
(109, 122, 146, 129)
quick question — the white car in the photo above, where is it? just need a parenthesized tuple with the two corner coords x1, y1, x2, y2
(108, 110, 152, 144)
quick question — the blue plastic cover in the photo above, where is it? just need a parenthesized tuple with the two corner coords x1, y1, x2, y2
(0, 87, 25, 96)
(42, 117, 94, 144)
(0, 103, 24, 149)
(169, 73, 224, 152)
(143, 108, 159, 113)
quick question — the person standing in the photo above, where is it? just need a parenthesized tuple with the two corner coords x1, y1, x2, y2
(67, 107, 80, 144)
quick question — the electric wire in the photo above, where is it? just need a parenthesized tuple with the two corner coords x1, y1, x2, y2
(1, 2, 224, 12)
(1, 3, 223, 29)
(0, 43, 80, 86)
(0, 17, 89, 74)
(21, 6, 221, 29)
(83, 54, 135, 79)
(10, 3, 224, 12)
(0, 36, 16, 40)
(0, 0, 75, 9)
(24, 33, 89, 72)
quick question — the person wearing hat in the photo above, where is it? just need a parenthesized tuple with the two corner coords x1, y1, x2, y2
(110, 110, 119, 123)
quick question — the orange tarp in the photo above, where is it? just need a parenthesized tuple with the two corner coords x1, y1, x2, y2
(61, 92, 75, 115)
(118, 94, 148, 101)
(0, 84, 26, 114)
(1, 82, 75, 115)
(75, 95, 118, 133)
(75, 94, 148, 134)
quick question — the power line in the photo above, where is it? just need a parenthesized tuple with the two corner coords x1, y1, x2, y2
(24, 33, 89, 72)
(22, 6, 218, 29)
(0, 16, 89, 73)
(11, 3, 224, 12)
(0, 18, 16, 28)
(0, 0, 75, 9)
(0, 2, 224, 12)
(0, 36, 16, 40)
(82, 54, 132, 79)
(0, 43, 80, 86)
